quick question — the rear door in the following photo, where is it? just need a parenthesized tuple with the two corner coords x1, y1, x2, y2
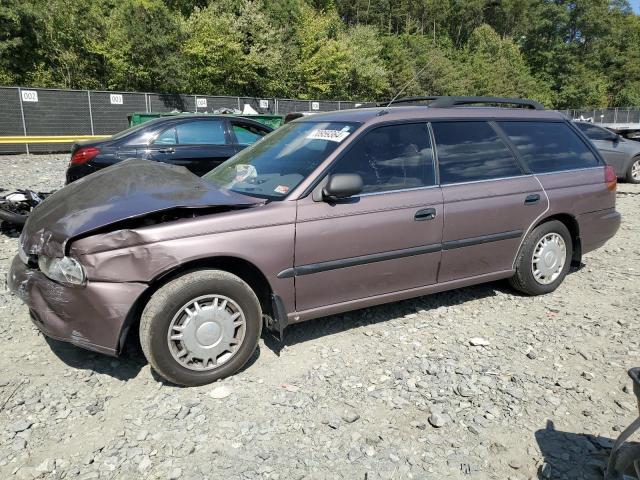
(433, 120, 548, 283)
(294, 122, 443, 312)
(146, 119, 236, 176)
(575, 123, 627, 175)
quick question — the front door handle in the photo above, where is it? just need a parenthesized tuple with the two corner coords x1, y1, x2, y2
(158, 147, 175, 154)
(525, 194, 540, 205)
(414, 208, 437, 221)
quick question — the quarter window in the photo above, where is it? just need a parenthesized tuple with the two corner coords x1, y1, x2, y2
(329, 123, 435, 194)
(431, 121, 522, 184)
(176, 120, 226, 145)
(498, 121, 600, 173)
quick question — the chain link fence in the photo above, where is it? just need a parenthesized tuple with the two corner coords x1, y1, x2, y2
(560, 107, 640, 124)
(4, 85, 639, 154)
(0, 86, 374, 154)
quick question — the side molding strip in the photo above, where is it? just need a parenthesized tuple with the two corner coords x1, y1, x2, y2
(277, 244, 441, 279)
(442, 230, 523, 250)
(278, 230, 523, 279)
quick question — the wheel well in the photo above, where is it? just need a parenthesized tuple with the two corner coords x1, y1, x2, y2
(117, 257, 273, 354)
(535, 214, 582, 264)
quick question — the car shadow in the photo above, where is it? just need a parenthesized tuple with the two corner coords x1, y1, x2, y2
(45, 334, 146, 382)
(534, 419, 639, 479)
(0, 222, 21, 238)
(46, 329, 262, 387)
(263, 280, 507, 355)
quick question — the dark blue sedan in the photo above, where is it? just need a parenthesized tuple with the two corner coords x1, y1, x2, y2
(66, 115, 272, 183)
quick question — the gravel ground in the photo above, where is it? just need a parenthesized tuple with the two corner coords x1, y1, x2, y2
(0, 153, 639, 480)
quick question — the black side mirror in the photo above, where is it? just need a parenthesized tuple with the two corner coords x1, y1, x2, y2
(322, 174, 363, 201)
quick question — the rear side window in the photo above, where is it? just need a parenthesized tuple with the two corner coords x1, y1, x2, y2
(330, 123, 435, 194)
(498, 121, 600, 173)
(431, 121, 522, 184)
(176, 120, 226, 145)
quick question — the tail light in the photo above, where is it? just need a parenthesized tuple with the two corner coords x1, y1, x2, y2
(604, 165, 617, 191)
(70, 146, 100, 165)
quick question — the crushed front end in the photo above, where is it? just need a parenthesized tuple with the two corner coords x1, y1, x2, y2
(7, 245, 146, 356)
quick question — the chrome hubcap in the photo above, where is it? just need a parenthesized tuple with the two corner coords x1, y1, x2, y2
(632, 160, 640, 181)
(531, 233, 566, 285)
(167, 295, 246, 371)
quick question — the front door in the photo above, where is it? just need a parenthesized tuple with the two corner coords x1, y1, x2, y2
(294, 123, 443, 312)
(432, 121, 548, 283)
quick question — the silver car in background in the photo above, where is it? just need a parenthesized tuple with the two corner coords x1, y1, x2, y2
(575, 121, 640, 183)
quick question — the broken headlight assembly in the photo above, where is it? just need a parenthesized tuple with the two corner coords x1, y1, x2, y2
(38, 256, 86, 286)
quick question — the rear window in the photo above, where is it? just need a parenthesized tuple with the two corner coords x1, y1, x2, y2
(498, 121, 600, 173)
(431, 121, 522, 184)
(575, 122, 616, 141)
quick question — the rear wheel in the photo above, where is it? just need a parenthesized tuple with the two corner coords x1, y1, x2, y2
(627, 157, 640, 184)
(139, 270, 262, 386)
(509, 220, 573, 296)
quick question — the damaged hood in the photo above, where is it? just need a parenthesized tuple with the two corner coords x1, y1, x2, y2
(21, 159, 264, 257)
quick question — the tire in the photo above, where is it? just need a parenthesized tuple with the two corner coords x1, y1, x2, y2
(139, 269, 262, 386)
(627, 157, 640, 184)
(612, 443, 640, 479)
(509, 220, 573, 296)
(0, 205, 27, 226)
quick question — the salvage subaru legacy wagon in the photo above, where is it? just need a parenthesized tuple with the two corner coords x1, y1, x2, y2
(8, 96, 621, 386)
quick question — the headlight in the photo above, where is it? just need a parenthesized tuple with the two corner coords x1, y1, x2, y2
(38, 256, 86, 286)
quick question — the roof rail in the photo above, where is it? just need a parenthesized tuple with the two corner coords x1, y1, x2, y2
(383, 95, 544, 110)
(429, 96, 544, 110)
(380, 96, 439, 107)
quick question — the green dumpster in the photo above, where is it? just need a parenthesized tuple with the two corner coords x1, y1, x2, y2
(127, 112, 283, 129)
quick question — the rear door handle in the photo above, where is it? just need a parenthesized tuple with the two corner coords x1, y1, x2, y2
(414, 208, 437, 221)
(525, 194, 540, 205)
(158, 147, 175, 154)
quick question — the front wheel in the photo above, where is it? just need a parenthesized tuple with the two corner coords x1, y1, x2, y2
(627, 157, 640, 184)
(139, 270, 262, 386)
(611, 443, 640, 479)
(509, 220, 573, 296)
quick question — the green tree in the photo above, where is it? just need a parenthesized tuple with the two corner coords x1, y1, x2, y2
(341, 25, 389, 99)
(97, 0, 185, 92)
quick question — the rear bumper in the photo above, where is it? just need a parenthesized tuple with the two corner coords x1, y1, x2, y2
(65, 163, 98, 184)
(7, 255, 146, 356)
(579, 208, 621, 254)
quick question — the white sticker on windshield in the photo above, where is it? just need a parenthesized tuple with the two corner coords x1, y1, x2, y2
(306, 129, 351, 143)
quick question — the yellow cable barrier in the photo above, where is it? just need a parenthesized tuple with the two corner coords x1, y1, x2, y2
(0, 135, 111, 144)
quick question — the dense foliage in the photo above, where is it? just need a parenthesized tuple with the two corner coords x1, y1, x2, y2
(1, 0, 639, 108)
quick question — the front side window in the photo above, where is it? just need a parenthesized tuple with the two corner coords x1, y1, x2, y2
(232, 123, 267, 145)
(432, 121, 522, 184)
(329, 123, 435, 194)
(175, 120, 226, 145)
(203, 121, 357, 200)
(498, 121, 600, 173)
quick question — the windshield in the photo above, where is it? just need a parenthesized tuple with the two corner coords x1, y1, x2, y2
(202, 121, 358, 200)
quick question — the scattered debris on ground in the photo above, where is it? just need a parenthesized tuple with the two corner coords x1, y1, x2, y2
(1, 154, 639, 479)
